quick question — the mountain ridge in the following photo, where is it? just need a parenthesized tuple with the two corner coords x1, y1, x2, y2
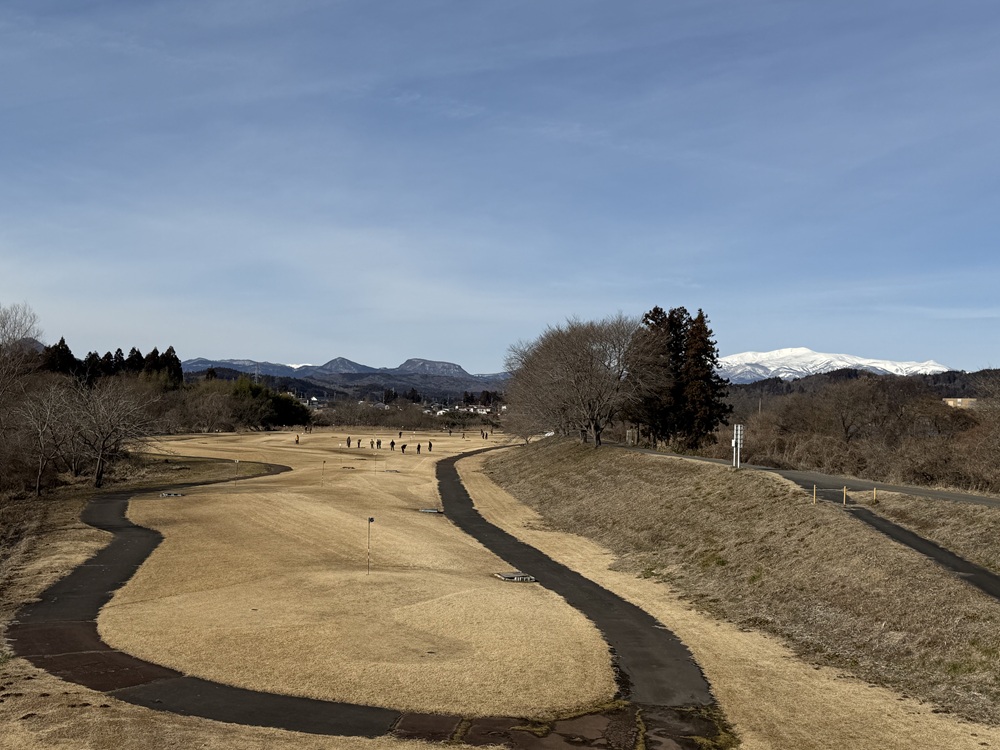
(183, 347, 953, 388)
(181, 356, 509, 385)
(719, 347, 950, 384)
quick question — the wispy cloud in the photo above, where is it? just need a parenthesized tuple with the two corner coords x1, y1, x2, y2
(3, 1, 999, 372)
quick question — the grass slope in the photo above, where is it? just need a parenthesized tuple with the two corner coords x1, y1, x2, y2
(482, 438, 1000, 725)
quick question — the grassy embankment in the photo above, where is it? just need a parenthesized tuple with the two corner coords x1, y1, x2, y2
(482, 438, 1000, 726)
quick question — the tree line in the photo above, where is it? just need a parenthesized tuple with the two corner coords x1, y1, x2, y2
(41, 338, 184, 387)
(0, 302, 310, 495)
(504, 304, 1000, 493)
(712, 367, 1000, 493)
(503, 306, 731, 449)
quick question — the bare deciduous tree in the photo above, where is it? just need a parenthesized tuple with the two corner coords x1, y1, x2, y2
(0, 301, 41, 414)
(0, 302, 42, 493)
(504, 313, 639, 447)
(16, 378, 73, 496)
(66, 378, 159, 487)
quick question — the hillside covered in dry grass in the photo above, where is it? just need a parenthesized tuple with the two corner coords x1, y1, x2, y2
(482, 439, 1000, 725)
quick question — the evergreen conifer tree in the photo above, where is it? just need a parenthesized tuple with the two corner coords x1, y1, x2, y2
(160, 346, 184, 387)
(627, 306, 690, 445)
(627, 305, 731, 448)
(82, 351, 102, 386)
(678, 310, 732, 448)
(125, 347, 144, 373)
(142, 347, 161, 374)
(41, 337, 79, 375)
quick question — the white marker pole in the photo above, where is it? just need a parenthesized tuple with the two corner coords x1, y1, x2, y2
(367, 517, 375, 575)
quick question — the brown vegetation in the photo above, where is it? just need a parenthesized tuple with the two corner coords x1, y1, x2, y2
(709, 370, 1000, 494)
(0, 449, 483, 750)
(99, 432, 615, 719)
(871, 490, 1000, 578)
(482, 438, 1000, 725)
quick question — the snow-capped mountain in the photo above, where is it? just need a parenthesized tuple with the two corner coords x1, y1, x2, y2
(718, 347, 951, 384)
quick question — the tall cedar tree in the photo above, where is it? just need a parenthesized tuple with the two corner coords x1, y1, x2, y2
(627, 306, 690, 444)
(125, 347, 145, 373)
(628, 306, 731, 448)
(41, 337, 79, 375)
(678, 310, 732, 448)
(142, 347, 161, 374)
(160, 346, 184, 388)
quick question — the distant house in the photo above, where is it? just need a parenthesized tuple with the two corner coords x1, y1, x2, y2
(943, 398, 978, 409)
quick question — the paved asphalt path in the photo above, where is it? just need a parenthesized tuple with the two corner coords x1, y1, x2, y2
(629, 446, 1000, 602)
(7, 450, 715, 741)
(437, 449, 714, 708)
(7, 466, 401, 737)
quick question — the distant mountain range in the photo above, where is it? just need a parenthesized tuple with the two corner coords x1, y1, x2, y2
(181, 356, 509, 399)
(718, 347, 951, 384)
(183, 347, 953, 392)
(182, 356, 504, 380)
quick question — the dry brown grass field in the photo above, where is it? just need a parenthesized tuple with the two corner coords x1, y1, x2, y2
(477, 439, 1000, 748)
(1, 431, 610, 749)
(6, 430, 1000, 749)
(97, 431, 615, 720)
(871, 490, 1000, 576)
(1, 455, 438, 750)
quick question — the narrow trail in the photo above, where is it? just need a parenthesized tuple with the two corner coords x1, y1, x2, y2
(631, 446, 1000, 603)
(438, 449, 713, 708)
(7, 451, 726, 748)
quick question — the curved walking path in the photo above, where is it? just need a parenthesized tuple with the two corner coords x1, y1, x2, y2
(7, 451, 721, 747)
(8, 466, 397, 737)
(438, 450, 712, 708)
(632, 447, 1000, 602)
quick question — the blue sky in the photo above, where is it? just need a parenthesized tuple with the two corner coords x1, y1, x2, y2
(3, 1, 998, 374)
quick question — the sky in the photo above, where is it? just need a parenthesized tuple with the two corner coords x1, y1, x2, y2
(2, 1, 999, 374)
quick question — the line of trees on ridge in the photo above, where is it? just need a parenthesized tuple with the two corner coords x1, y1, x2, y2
(503, 306, 731, 449)
(0, 302, 311, 495)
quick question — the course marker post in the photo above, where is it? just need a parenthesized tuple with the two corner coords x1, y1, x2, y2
(813, 485, 816, 504)
(843, 486, 847, 507)
(367, 517, 375, 575)
(731, 424, 744, 469)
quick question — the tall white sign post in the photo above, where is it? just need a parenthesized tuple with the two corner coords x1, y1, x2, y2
(732, 424, 744, 469)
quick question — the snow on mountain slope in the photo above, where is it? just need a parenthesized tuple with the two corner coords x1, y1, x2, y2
(719, 347, 950, 384)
